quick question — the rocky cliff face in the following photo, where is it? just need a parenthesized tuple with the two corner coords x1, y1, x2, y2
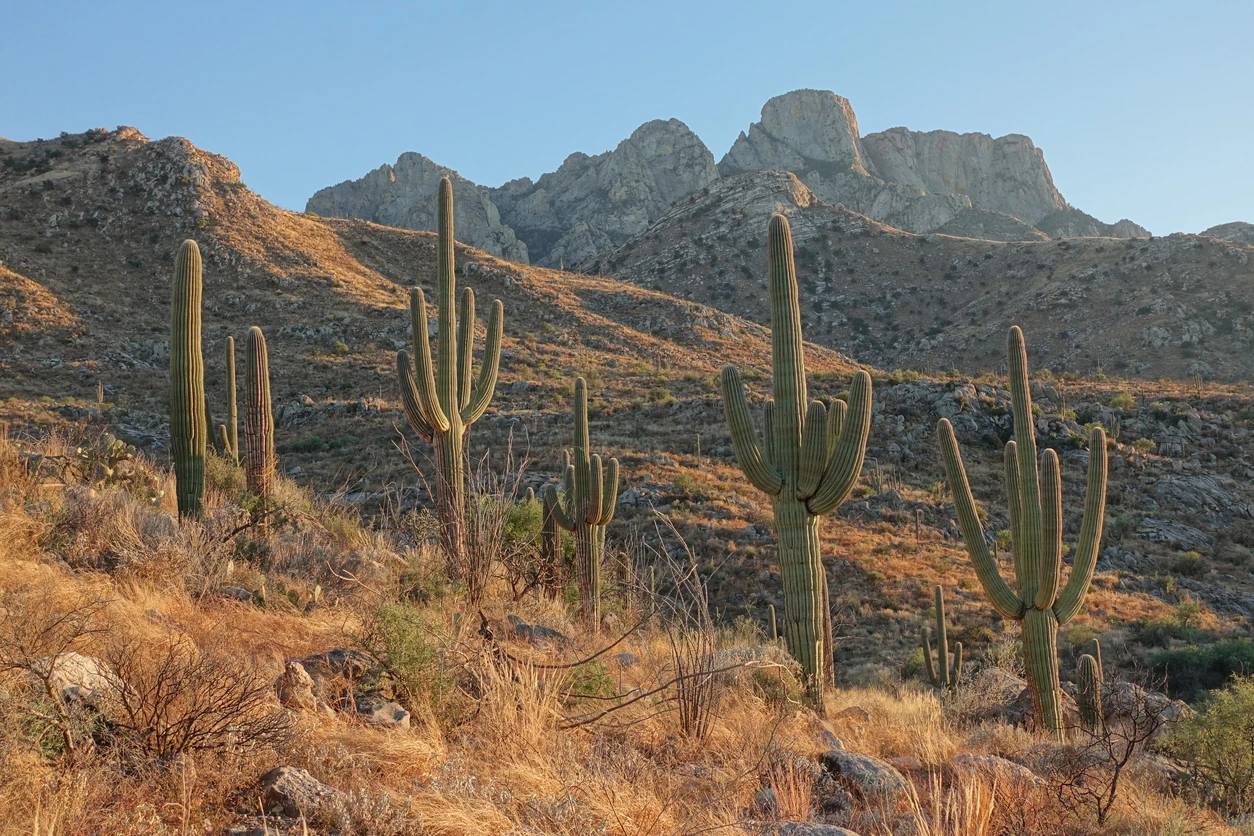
(305, 153, 529, 263)
(720, 90, 1143, 241)
(306, 89, 1152, 265)
(489, 118, 718, 266)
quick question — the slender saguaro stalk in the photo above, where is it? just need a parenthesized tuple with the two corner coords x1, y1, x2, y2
(226, 335, 239, 464)
(937, 326, 1107, 740)
(397, 177, 504, 581)
(170, 239, 206, 518)
(544, 379, 619, 629)
(720, 213, 873, 706)
(244, 326, 275, 506)
(922, 585, 963, 690)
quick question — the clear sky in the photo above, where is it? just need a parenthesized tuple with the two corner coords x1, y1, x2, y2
(3, 1, 1250, 234)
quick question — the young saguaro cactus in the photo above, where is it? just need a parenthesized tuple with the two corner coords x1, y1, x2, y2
(922, 585, 963, 691)
(721, 214, 873, 705)
(244, 326, 275, 505)
(225, 335, 239, 464)
(937, 326, 1108, 741)
(538, 451, 571, 599)
(543, 378, 618, 628)
(170, 239, 207, 518)
(397, 177, 504, 579)
(1077, 642, 1104, 734)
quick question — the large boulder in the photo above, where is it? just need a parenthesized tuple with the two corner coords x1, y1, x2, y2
(819, 749, 914, 807)
(259, 766, 347, 818)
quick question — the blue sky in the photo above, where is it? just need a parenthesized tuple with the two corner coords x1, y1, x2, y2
(3, 1, 1250, 234)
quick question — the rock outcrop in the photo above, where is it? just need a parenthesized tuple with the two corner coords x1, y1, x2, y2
(720, 90, 1146, 240)
(1203, 221, 1254, 244)
(305, 153, 529, 263)
(489, 118, 718, 266)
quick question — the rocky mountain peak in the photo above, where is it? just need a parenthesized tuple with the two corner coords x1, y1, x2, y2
(304, 152, 528, 263)
(720, 89, 874, 177)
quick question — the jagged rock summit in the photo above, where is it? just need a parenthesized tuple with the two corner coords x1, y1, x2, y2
(305, 89, 1151, 265)
(1203, 221, 1254, 244)
(489, 118, 718, 267)
(305, 152, 528, 262)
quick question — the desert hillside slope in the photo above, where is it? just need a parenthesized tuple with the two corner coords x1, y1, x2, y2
(585, 169, 1254, 382)
(3, 127, 1254, 834)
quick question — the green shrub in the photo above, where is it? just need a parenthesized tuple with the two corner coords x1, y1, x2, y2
(1169, 674, 1254, 813)
(1152, 639, 1254, 701)
(1110, 393, 1135, 409)
(1175, 550, 1206, 578)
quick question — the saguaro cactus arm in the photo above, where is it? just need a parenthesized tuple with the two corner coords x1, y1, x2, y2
(408, 288, 450, 434)
(460, 299, 504, 425)
(456, 287, 475, 412)
(396, 350, 435, 443)
(720, 367, 783, 495)
(796, 401, 828, 500)
(1036, 449, 1064, 611)
(1054, 426, 1109, 624)
(938, 418, 1024, 619)
(807, 371, 873, 515)
(597, 457, 619, 525)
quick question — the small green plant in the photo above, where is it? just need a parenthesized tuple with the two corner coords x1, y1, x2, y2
(330, 340, 349, 356)
(1169, 674, 1254, 812)
(1110, 393, 1135, 409)
(1175, 550, 1205, 578)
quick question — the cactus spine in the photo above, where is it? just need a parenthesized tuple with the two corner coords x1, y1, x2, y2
(922, 585, 963, 690)
(170, 239, 206, 518)
(937, 326, 1108, 741)
(244, 326, 275, 505)
(1077, 642, 1104, 734)
(397, 177, 504, 583)
(226, 335, 239, 464)
(543, 379, 618, 628)
(721, 214, 873, 705)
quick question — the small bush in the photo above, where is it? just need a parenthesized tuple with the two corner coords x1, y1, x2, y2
(1109, 393, 1135, 409)
(1169, 674, 1254, 813)
(1151, 639, 1254, 701)
(1174, 550, 1205, 578)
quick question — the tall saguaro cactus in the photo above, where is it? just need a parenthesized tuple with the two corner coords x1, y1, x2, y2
(225, 335, 239, 464)
(721, 214, 873, 704)
(922, 585, 963, 691)
(397, 177, 504, 578)
(244, 326, 275, 505)
(170, 239, 206, 518)
(544, 379, 618, 628)
(937, 326, 1108, 741)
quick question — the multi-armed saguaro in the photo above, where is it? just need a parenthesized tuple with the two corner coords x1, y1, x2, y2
(397, 177, 504, 578)
(544, 379, 618, 628)
(937, 326, 1107, 741)
(922, 584, 963, 691)
(170, 239, 207, 519)
(244, 326, 275, 505)
(721, 213, 873, 705)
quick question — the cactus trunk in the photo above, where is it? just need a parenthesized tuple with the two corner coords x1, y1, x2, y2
(170, 239, 206, 519)
(720, 214, 873, 708)
(922, 584, 963, 690)
(244, 326, 275, 509)
(396, 177, 503, 582)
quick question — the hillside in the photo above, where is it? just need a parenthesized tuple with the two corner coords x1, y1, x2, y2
(585, 169, 1254, 383)
(4, 126, 1254, 833)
